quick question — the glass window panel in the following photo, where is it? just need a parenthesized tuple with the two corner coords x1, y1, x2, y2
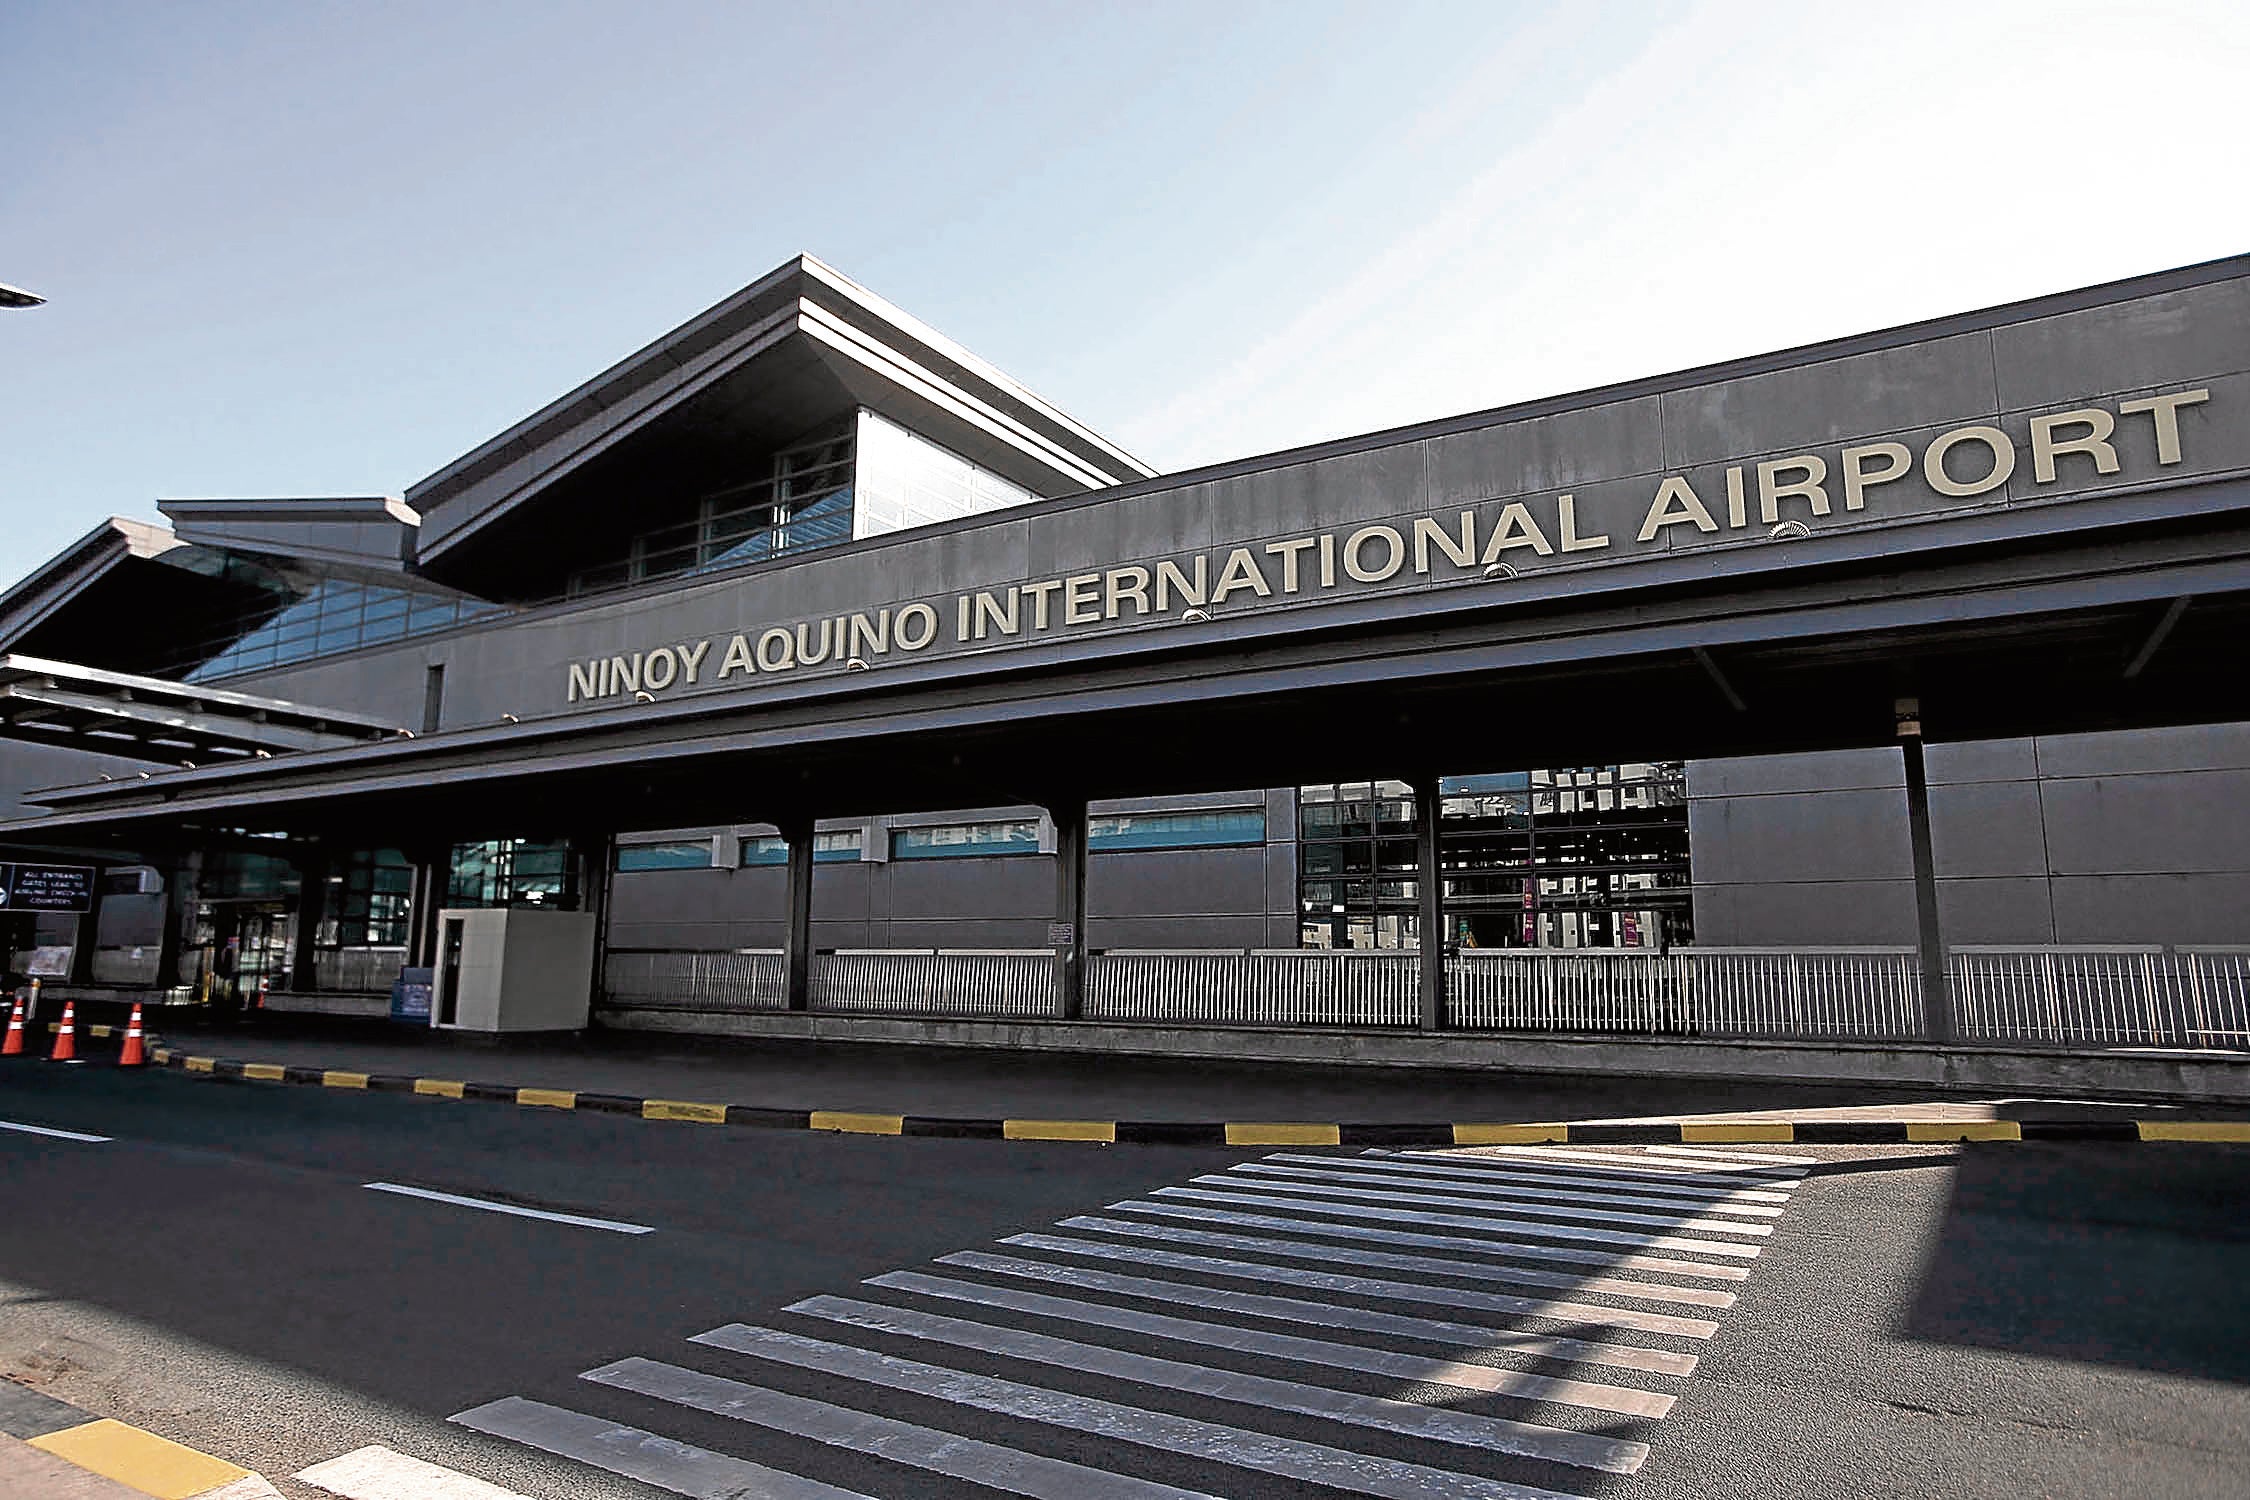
(890, 820, 1040, 859)
(739, 830, 863, 866)
(616, 841, 714, 872)
(1088, 809, 1263, 852)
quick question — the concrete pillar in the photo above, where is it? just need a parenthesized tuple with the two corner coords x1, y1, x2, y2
(781, 818, 814, 1013)
(576, 832, 616, 1020)
(154, 860, 186, 992)
(1050, 797, 1088, 1020)
(1412, 774, 1446, 1031)
(1896, 699, 1954, 1045)
(68, 870, 100, 986)
(407, 845, 449, 970)
(290, 845, 327, 992)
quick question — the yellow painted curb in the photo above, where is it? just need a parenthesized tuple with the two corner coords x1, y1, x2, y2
(1453, 1123, 1570, 1145)
(151, 1048, 171, 1063)
(29, 1417, 253, 1499)
(240, 1062, 287, 1082)
(414, 1078, 465, 1098)
(321, 1070, 369, 1090)
(1907, 1121, 2023, 1142)
(516, 1088, 577, 1110)
(2139, 1121, 2250, 1142)
(810, 1110, 904, 1135)
(643, 1099, 728, 1123)
(1682, 1122, 1796, 1143)
(1225, 1123, 1341, 1146)
(183, 1056, 215, 1073)
(1003, 1119, 1117, 1143)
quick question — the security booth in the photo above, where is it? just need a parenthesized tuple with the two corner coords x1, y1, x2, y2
(429, 907, 596, 1033)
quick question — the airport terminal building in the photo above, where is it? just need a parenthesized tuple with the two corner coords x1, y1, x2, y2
(2, 253, 2246, 1058)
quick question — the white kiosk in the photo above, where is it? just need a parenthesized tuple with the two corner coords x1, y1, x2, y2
(430, 908, 596, 1032)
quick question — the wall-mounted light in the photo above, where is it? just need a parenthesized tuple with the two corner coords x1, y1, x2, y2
(1181, 607, 1212, 622)
(845, 656, 870, 672)
(1483, 561, 1518, 580)
(1767, 520, 1811, 540)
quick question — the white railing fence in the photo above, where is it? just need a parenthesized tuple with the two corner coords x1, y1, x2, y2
(1950, 945, 2250, 1048)
(812, 950, 1058, 1018)
(1447, 947, 1924, 1038)
(1086, 949, 1421, 1027)
(595, 943, 2250, 1051)
(604, 948, 786, 1012)
(320, 946, 411, 994)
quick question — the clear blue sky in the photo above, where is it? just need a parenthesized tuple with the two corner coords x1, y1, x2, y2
(3, 0, 2245, 585)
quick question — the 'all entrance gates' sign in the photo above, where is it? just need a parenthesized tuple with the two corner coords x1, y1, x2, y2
(0, 863, 94, 912)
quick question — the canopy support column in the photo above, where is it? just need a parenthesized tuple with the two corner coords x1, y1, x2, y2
(1897, 698, 1954, 1045)
(781, 818, 814, 1013)
(1049, 797, 1088, 1020)
(1413, 773, 1446, 1031)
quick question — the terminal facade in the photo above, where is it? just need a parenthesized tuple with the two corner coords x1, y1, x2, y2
(1, 253, 2245, 1030)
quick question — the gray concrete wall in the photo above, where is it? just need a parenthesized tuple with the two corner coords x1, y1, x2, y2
(607, 792, 1295, 951)
(1688, 721, 2250, 946)
(0, 741, 162, 824)
(212, 269, 2250, 742)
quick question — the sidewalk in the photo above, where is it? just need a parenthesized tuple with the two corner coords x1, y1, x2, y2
(123, 1013, 2250, 1133)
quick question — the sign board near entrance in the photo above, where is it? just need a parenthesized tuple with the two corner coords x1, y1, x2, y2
(0, 863, 94, 912)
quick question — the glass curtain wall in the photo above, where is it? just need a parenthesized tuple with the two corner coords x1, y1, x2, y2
(1299, 764, 1691, 950)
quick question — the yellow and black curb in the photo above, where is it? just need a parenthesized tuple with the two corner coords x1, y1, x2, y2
(0, 1377, 275, 1498)
(110, 1043, 2250, 1146)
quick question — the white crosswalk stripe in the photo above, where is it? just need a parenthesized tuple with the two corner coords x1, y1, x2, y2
(453, 1143, 1812, 1500)
(1051, 1212, 1740, 1307)
(1179, 1172, 1775, 1237)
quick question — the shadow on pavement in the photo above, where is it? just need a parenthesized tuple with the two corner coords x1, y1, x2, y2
(1899, 1143, 2250, 1386)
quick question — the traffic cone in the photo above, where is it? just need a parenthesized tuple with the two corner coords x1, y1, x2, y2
(1, 995, 24, 1057)
(117, 1003, 146, 1067)
(48, 1001, 77, 1062)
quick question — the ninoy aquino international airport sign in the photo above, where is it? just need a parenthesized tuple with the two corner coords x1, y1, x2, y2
(563, 386, 2215, 706)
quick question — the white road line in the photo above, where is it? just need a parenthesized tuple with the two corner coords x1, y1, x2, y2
(788, 1294, 1649, 1473)
(0, 1119, 111, 1143)
(1396, 1147, 1802, 1188)
(1295, 1153, 1794, 1204)
(1152, 1185, 1763, 1259)
(690, 1327, 1599, 1500)
(1232, 1162, 1786, 1218)
(1107, 1197, 1751, 1281)
(295, 1444, 533, 1499)
(864, 1269, 1678, 1419)
(1639, 1145, 1815, 1171)
(935, 1249, 1699, 1377)
(1056, 1214, 1737, 1308)
(1192, 1174, 1773, 1238)
(450, 1396, 871, 1500)
(995, 1232, 1718, 1339)
(582, 1355, 1222, 1500)
(363, 1183, 655, 1235)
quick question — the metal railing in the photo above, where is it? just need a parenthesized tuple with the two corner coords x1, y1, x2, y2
(593, 942, 2250, 1052)
(1951, 945, 2250, 1049)
(604, 948, 786, 1013)
(319, 946, 411, 994)
(812, 950, 1058, 1018)
(1447, 947, 1924, 1039)
(1086, 949, 1421, 1028)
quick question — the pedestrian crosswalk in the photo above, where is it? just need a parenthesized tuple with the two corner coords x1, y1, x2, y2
(452, 1143, 1813, 1499)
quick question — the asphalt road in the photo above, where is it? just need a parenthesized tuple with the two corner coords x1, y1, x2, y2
(1, 1060, 2246, 1499)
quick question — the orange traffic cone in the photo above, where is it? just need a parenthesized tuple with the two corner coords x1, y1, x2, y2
(254, 977, 268, 1011)
(48, 1001, 77, 1062)
(1, 995, 24, 1057)
(118, 1003, 146, 1067)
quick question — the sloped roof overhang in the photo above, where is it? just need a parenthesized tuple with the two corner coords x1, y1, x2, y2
(0, 653, 406, 762)
(405, 255, 1154, 577)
